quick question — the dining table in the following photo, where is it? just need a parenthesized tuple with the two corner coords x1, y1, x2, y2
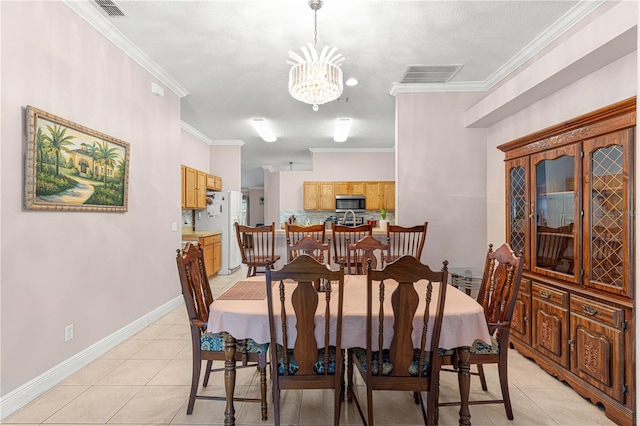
(208, 274, 492, 426)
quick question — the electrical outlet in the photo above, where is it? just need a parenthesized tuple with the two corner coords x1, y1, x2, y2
(64, 324, 74, 342)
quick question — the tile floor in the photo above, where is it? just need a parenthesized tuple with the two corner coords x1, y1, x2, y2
(3, 266, 616, 425)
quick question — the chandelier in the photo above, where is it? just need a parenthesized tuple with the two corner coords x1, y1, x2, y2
(287, 0, 344, 111)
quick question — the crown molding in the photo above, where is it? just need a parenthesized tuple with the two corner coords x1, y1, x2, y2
(180, 122, 245, 146)
(63, 0, 189, 98)
(388, 0, 605, 96)
(310, 147, 394, 153)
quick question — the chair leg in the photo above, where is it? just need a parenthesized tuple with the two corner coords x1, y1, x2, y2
(498, 354, 514, 420)
(477, 364, 488, 391)
(202, 360, 213, 387)
(271, 350, 281, 426)
(259, 353, 268, 421)
(187, 351, 202, 414)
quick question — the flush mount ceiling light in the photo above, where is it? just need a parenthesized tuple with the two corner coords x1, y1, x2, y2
(345, 78, 358, 87)
(287, 0, 344, 112)
(250, 118, 277, 143)
(333, 118, 352, 143)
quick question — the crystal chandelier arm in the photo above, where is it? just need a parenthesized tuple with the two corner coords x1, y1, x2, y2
(327, 53, 344, 64)
(308, 43, 319, 61)
(300, 45, 313, 63)
(318, 46, 329, 62)
(287, 51, 307, 64)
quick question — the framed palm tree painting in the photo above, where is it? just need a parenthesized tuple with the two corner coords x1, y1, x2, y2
(24, 106, 130, 212)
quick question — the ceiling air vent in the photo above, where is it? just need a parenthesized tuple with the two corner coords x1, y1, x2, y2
(95, 0, 125, 17)
(399, 65, 463, 84)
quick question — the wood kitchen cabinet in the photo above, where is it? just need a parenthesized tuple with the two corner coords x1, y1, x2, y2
(499, 98, 635, 425)
(196, 234, 221, 278)
(364, 182, 382, 210)
(335, 181, 364, 195)
(206, 174, 223, 191)
(382, 181, 395, 210)
(182, 165, 213, 209)
(303, 181, 335, 210)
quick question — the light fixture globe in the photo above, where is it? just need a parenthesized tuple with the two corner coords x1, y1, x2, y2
(287, 0, 344, 111)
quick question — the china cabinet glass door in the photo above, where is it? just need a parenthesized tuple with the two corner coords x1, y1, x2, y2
(582, 129, 633, 297)
(506, 157, 529, 267)
(530, 143, 580, 282)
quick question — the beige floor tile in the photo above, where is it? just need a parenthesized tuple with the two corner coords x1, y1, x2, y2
(97, 359, 170, 386)
(132, 324, 173, 340)
(157, 325, 191, 341)
(523, 387, 615, 426)
(175, 343, 193, 359)
(44, 386, 141, 424)
(154, 311, 188, 326)
(2, 385, 88, 424)
(101, 339, 152, 360)
(171, 385, 252, 425)
(147, 358, 193, 386)
(130, 339, 189, 360)
(62, 359, 127, 386)
(346, 386, 425, 425)
(108, 385, 190, 424)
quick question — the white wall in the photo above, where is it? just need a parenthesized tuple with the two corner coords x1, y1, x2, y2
(181, 128, 210, 171)
(1, 1, 182, 398)
(210, 146, 241, 191)
(396, 92, 487, 270)
(277, 151, 395, 211)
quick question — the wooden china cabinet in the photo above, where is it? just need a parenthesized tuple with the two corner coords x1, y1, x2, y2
(499, 98, 635, 426)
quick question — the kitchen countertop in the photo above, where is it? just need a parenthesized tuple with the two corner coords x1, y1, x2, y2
(182, 230, 223, 241)
(274, 227, 388, 236)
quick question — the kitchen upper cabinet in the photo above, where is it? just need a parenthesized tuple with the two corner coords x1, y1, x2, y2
(335, 181, 364, 195)
(206, 174, 223, 191)
(364, 182, 382, 210)
(182, 165, 208, 209)
(499, 98, 635, 425)
(196, 170, 206, 210)
(382, 181, 395, 210)
(303, 181, 335, 210)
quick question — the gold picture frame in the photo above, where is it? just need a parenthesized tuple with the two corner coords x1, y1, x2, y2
(24, 106, 130, 212)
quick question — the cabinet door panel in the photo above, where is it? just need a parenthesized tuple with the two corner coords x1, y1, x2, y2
(304, 182, 320, 210)
(582, 129, 633, 298)
(184, 167, 197, 209)
(512, 292, 531, 345)
(506, 158, 530, 268)
(196, 171, 206, 210)
(570, 313, 624, 402)
(319, 182, 335, 210)
(531, 143, 580, 283)
(365, 182, 381, 210)
(382, 182, 395, 210)
(213, 237, 222, 275)
(532, 297, 568, 367)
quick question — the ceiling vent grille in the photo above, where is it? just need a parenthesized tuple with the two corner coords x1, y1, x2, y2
(95, 0, 125, 17)
(399, 65, 463, 84)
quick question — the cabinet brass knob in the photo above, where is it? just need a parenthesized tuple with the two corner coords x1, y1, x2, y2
(568, 339, 575, 346)
(524, 316, 529, 322)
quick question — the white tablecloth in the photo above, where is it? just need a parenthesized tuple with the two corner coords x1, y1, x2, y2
(208, 275, 491, 350)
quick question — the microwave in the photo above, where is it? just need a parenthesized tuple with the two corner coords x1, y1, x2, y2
(335, 195, 366, 213)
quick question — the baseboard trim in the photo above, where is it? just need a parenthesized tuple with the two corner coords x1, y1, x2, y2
(0, 296, 183, 420)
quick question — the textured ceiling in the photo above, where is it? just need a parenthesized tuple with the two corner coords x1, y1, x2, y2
(80, 0, 603, 188)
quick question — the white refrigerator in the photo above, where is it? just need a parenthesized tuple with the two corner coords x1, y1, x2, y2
(195, 190, 242, 275)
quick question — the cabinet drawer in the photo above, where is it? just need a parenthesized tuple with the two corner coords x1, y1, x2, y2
(532, 282, 568, 307)
(201, 236, 215, 245)
(570, 295, 623, 329)
(211, 234, 221, 243)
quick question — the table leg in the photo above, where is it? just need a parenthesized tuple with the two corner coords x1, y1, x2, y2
(223, 333, 237, 426)
(457, 346, 471, 426)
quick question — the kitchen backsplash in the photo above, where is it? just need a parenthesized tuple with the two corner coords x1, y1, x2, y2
(279, 210, 395, 228)
(182, 210, 194, 226)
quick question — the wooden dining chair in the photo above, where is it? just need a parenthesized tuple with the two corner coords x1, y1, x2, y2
(536, 223, 573, 271)
(235, 222, 281, 277)
(347, 255, 449, 426)
(346, 234, 389, 274)
(438, 243, 524, 420)
(265, 254, 346, 426)
(331, 223, 372, 273)
(285, 223, 328, 263)
(175, 243, 268, 419)
(386, 222, 428, 262)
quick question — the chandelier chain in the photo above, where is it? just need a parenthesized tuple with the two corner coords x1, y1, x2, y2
(314, 9, 318, 47)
